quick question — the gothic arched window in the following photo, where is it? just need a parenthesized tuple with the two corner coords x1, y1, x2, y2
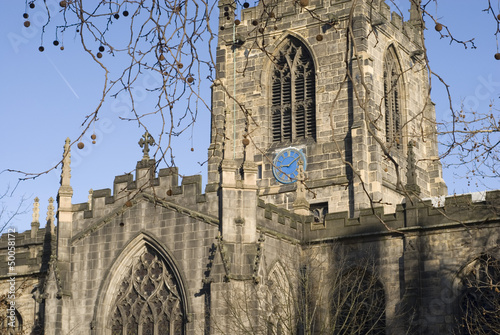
(271, 37, 316, 142)
(266, 263, 294, 334)
(459, 254, 500, 334)
(110, 247, 185, 335)
(332, 268, 386, 334)
(383, 46, 403, 149)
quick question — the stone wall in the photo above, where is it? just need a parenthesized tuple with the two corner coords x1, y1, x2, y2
(209, 0, 446, 217)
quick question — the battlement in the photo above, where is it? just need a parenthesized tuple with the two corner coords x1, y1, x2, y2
(302, 190, 500, 242)
(218, 0, 423, 49)
(0, 227, 49, 248)
(75, 164, 210, 220)
(0, 226, 53, 278)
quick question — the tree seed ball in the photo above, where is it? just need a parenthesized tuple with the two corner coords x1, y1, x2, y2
(38, 46, 44, 52)
(187, 76, 194, 83)
(59, 0, 67, 7)
(91, 134, 96, 140)
(243, 2, 250, 8)
(123, 10, 129, 17)
(24, 21, 31, 27)
(114, 13, 119, 19)
(316, 34, 323, 41)
(97, 52, 103, 58)
(53, 40, 59, 46)
(242, 138, 250, 146)
(23, 13, 29, 18)
(99, 46, 105, 52)
(29, 2, 35, 9)
(177, 63, 183, 69)
(235, 19, 240, 25)
(299, 0, 309, 6)
(77, 142, 84, 149)
(495, 53, 500, 60)
(252, 20, 258, 26)
(435, 23, 443, 32)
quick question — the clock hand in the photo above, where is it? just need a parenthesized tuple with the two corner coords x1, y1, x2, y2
(283, 156, 300, 168)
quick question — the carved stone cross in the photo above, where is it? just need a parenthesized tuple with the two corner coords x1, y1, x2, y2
(139, 131, 155, 160)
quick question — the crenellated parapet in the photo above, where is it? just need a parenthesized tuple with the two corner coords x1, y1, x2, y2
(217, 0, 424, 51)
(0, 197, 56, 278)
(74, 165, 210, 223)
(303, 190, 500, 242)
(256, 199, 303, 241)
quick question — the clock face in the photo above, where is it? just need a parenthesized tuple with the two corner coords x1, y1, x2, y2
(272, 148, 306, 184)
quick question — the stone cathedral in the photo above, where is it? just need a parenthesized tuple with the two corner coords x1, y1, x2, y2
(1, 0, 500, 334)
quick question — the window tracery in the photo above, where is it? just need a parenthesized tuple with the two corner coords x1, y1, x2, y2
(271, 37, 316, 143)
(110, 247, 184, 335)
(383, 46, 403, 149)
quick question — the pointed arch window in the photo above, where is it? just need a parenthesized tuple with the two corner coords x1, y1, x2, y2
(384, 47, 403, 149)
(271, 37, 316, 142)
(110, 247, 185, 335)
(266, 263, 294, 334)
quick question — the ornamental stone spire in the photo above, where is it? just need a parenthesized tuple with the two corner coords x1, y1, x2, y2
(59, 138, 73, 197)
(293, 159, 310, 216)
(405, 140, 421, 197)
(32, 197, 40, 223)
(31, 197, 40, 239)
(46, 197, 55, 235)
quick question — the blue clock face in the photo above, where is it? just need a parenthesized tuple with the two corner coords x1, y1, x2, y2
(272, 148, 306, 184)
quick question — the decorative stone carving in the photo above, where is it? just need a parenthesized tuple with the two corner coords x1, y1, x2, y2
(110, 247, 184, 335)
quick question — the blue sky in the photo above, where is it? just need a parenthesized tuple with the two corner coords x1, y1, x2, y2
(1, 0, 499, 233)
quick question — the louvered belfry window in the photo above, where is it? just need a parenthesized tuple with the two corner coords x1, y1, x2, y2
(383, 47, 403, 149)
(271, 37, 316, 142)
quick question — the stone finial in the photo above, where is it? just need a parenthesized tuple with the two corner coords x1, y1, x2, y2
(31, 197, 40, 239)
(46, 197, 55, 234)
(32, 197, 40, 223)
(139, 131, 155, 160)
(88, 189, 93, 210)
(61, 138, 71, 186)
(405, 140, 421, 197)
(293, 160, 310, 215)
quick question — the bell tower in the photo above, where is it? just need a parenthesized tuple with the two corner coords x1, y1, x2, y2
(208, 0, 447, 217)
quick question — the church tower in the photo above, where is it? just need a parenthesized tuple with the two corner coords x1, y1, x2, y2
(208, 0, 447, 217)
